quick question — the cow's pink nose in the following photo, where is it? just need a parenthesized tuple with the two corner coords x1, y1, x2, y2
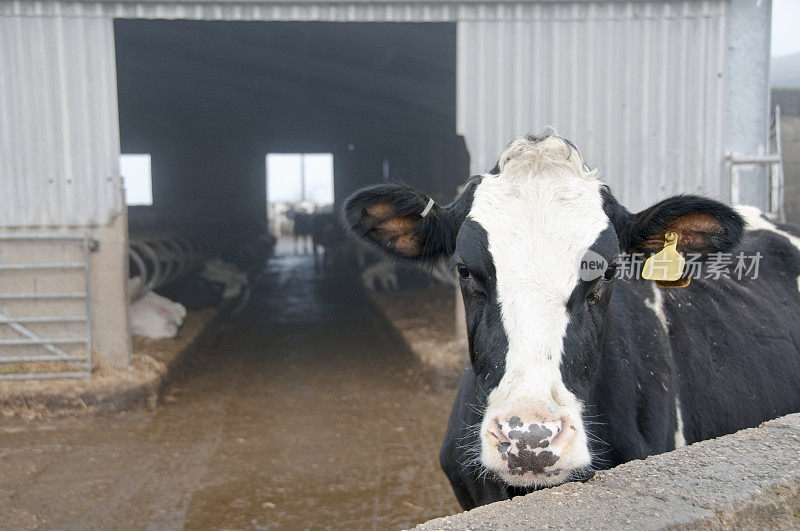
(486, 415, 573, 475)
(494, 416, 563, 449)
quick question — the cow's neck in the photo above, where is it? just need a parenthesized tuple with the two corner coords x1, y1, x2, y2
(592, 278, 682, 460)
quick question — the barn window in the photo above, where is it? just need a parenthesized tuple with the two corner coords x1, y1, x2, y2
(266, 153, 334, 205)
(119, 154, 153, 206)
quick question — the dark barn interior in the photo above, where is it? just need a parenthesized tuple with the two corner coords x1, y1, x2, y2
(114, 19, 468, 238)
(109, 20, 469, 527)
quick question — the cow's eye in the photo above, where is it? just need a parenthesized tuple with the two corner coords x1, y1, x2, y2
(456, 263, 471, 279)
(602, 264, 617, 281)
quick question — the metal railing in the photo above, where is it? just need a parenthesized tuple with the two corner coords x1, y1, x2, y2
(728, 105, 786, 221)
(129, 232, 215, 301)
(0, 233, 93, 380)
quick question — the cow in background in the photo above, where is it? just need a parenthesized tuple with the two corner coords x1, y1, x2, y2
(286, 205, 315, 255)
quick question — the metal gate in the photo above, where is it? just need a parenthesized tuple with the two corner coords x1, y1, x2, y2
(0, 234, 93, 379)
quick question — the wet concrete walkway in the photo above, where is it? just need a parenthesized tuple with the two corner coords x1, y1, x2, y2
(0, 253, 460, 529)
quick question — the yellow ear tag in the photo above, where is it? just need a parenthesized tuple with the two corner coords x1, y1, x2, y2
(642, 232, 690, 288)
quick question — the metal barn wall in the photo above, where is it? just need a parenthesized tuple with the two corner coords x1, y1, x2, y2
(0, 12, 121, 227)
(0, 0, 463, 229)
(0, 0, 761, 223)
(457, 0, 729, 211)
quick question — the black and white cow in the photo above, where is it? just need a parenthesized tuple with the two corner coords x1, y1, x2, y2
(342, 135, 800, 509)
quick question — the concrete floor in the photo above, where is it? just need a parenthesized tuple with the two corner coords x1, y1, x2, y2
(0, 251, 460, 529)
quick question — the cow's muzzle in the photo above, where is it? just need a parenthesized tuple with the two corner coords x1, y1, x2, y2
(481, 406, 585, 486)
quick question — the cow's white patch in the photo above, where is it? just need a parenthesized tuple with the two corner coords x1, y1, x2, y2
(468, 136, 608, 486)
(674, 396, 686, 448)
(735, 205, 800, 248)
(644, 283, 685, 447)
(644, 282, 668, 334)
(735, 205, 800, 292)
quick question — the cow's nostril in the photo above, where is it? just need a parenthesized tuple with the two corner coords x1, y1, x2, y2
(487, 418, 511, 445)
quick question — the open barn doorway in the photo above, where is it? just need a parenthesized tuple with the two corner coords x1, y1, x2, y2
(113, 19, 467, 527)
(266, 152, 335, 256)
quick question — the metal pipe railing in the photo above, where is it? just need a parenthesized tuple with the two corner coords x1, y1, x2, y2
(128, 230, 219, 301)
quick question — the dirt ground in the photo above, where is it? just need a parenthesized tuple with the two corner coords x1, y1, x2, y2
(0, 252, 462, 529)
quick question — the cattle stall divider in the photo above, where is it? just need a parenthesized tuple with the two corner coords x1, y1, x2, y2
(0, 233, 94, 380)
(128, 232, 217, 301)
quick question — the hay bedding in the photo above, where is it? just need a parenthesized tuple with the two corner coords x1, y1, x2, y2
(0, 309, 216, 420)
(367, 285, 467, 383)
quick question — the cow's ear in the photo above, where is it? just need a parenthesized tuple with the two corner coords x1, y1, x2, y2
(618, 195, 744, 256)
(342, 183, 471, 262)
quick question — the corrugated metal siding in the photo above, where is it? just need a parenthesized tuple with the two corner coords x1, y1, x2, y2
(0, 13, 121, 227)
(0, 0, 731, 227)
(457, 1, 729, 210)
(0, 0, 728, 23)
(3, 1, 460, 21)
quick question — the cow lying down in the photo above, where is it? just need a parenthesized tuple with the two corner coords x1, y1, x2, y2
(129, 278, 187, 339)
(342, 134, 800, 509)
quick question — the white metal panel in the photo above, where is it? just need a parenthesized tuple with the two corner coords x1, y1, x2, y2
(0, 13, 121, 227)
(0, 0, 732, 225)
(3, 0, 461, 21)
(457, 0, 729, 211)
(0, 0, 729, 22)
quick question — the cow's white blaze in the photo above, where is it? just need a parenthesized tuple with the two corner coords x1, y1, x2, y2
(468, 137, 609, 486)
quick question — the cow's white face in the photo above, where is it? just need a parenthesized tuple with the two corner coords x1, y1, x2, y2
(458, 136, 612, 485)
(343, 133, 744, 490)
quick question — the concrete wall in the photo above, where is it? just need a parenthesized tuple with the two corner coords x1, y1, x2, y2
(89, 210, 132, 367)
(419, 413, 800, 530)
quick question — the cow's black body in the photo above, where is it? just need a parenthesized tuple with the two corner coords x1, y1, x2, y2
(441, 227, 800, 509)
(342, 134, 800, 511)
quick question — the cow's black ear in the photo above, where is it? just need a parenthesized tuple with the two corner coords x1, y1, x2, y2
(600, 186, 631, 237)
(619, 194, 744, 256)
(342, 182, 475, 262)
